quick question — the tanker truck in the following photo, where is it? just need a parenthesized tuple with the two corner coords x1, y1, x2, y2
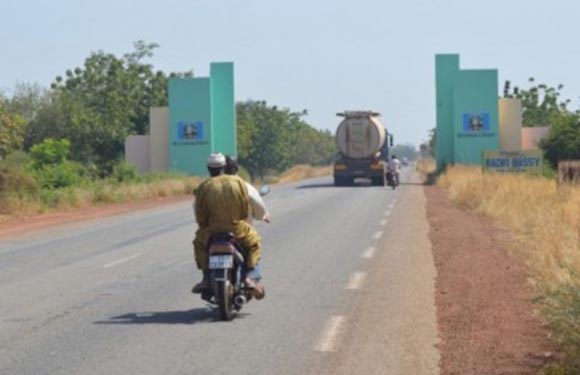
(333, 111, 393, 187)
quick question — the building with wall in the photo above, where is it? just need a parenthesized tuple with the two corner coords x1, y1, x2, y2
(435, 54, 548, 171)
(126, 62, 236, 177)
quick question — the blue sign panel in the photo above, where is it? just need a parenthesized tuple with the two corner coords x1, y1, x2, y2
(177, 121, 204, 141)
(462, 113, 490, 132)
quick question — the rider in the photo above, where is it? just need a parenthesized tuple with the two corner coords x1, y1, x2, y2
(192, 153, 264, 298)
(225, 155, 271, 224)
(387, 154, 401, 185)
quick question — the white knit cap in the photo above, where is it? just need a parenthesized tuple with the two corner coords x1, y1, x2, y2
(207, 152, 226, 167)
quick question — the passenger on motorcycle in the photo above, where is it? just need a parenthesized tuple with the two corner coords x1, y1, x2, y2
(192, 153, 264, 299)
(387, 155, 401, 185)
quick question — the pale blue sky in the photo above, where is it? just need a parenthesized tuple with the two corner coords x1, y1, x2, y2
(1, 0, 579, 146)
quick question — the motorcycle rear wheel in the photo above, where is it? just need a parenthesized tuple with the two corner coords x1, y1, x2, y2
(217, 280, 234, 321)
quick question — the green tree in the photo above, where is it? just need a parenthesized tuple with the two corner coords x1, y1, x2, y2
(4, 83, 67, 149)
(504, 78, 580, 166)
(50, 41, 192, 174)
(503, 78, 572, 127)
(236, 100, 336, 179)
(540, 112, 580, 167)
(0, 99, 26, 160)
(28, 138, 86, 189)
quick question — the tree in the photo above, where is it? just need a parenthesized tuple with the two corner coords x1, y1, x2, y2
(50, 41, 192, 174)
(4, 83, 67, 150)
(236, 100, 336, 179)
(0, 99, 25, 160)
(540, 112, 580, 167)
(503, 78, 573, 127)
(504, 78, 580, 167)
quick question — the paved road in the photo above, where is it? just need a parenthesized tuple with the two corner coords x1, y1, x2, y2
(0, 168, 439, 375)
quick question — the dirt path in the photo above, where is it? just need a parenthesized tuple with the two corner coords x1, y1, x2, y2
(425, 185, 556, 374)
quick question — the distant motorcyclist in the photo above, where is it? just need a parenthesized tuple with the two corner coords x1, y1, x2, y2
(192, 153, 264, 299)
(387, 155, 401, 186)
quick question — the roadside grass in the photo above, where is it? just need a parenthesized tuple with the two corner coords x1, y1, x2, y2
(275, 165, 332, 184)
(0, 164, 330, 221)
(415, 158, 436, 184)
(0, 174, 201, 217)
(438, 166, 580, 372)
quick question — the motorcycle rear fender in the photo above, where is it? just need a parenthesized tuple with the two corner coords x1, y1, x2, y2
(209, 242, 235, 255)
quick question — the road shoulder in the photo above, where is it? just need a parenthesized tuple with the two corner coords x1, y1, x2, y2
(425, 185, 556, 374)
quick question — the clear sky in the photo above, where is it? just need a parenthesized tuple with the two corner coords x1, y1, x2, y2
(1, 0, 579, 146)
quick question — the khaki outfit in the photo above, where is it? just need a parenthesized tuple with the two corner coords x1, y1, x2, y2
(193, 175, 261, 270)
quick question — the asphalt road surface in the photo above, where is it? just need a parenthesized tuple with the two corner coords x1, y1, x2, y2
(0, 167, 440, 375)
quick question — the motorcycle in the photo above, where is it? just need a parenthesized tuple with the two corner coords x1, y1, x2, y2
(201, 232, 255, 321)
(200, 184, 270, 321)
(386, 170, 399, 190)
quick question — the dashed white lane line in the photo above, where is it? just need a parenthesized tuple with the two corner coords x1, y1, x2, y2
(384, 209, 391, 217)
(345, 272, 366, 290)
(103, 253, 142, 269)
(372, 230, 383, 240)
(315, 316, 346, 352)
(379, 219, 388, 226)
(362, 247, 377, 259)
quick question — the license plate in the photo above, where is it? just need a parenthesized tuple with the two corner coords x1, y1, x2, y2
(209, 255, 234, 269)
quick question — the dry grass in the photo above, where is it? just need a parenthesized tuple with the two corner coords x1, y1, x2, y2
(439, 166, 580, 289)
(439, 166, 580, 371)
(415, 158, 436, 183)
(276, 165, 332, 184)
(0, 177, 201, 217)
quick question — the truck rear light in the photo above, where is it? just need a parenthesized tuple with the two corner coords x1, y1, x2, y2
(370, 162, 383, 170)
(334, 164, 347, 171)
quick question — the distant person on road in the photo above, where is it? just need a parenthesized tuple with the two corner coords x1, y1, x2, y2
(191, 153, 264, 299)
(388, 155, 401, 185)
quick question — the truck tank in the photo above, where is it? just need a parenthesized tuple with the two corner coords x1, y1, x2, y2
(335, 111, 386, 159)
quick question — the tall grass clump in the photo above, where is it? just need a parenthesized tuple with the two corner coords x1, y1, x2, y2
(439, 166, 580, 370)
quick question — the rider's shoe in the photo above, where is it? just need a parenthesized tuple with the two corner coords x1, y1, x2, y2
(245, 278, 265, 300)
(192, 271, 210, 294)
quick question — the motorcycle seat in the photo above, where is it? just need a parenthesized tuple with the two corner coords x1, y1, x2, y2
(209, 232, 236, 243)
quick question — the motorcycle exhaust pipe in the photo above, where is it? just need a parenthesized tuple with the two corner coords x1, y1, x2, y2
(234, 295, 247, 307)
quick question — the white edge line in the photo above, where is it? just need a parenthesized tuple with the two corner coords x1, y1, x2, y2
(315, 316, 346, 352)
(103, 253, 142, 269)
(379, 219, 387, 226)
(372, 230, 383, 240)
(362, 247, 376, 259)
(345, 272, 366, 290)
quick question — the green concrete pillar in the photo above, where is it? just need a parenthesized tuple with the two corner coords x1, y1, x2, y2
(452, 69, 500, 165)
(210, 62, 237, 157)
(435, 54, 460, 171)
(168, 77, 212, 176)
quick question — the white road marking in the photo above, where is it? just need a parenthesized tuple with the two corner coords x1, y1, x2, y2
(372, 230, 383, 240)
(315, 316, 346, 352)
(379, 219, 388, 226)
(384, 210, 391, 217)
(103, 253, 142, 269)
(362, 247, 377, 259)
(345, 272, 366, 290)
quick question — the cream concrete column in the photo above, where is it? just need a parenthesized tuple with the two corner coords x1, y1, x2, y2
(150, 107, 169, 172)
(498, 98, 522, 151)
